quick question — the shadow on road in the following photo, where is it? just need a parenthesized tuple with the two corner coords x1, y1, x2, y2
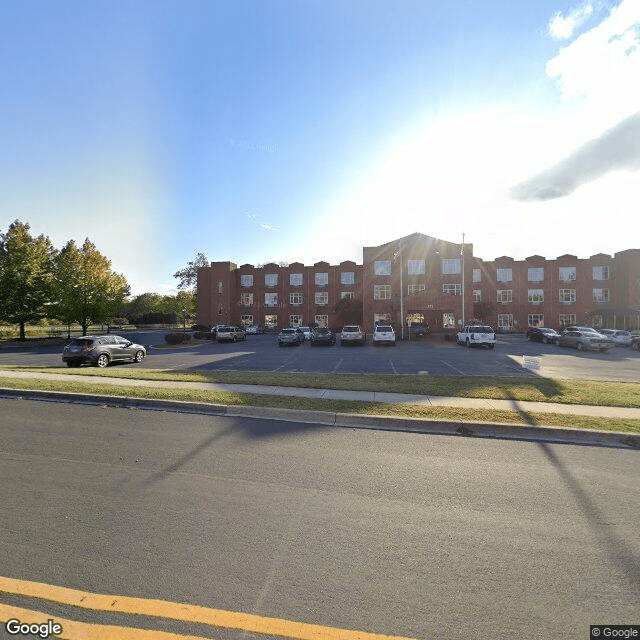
(538, 442, 640, 595)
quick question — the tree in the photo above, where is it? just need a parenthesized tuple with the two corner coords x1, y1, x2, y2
(54, 239, 130, 335)
(333, 297, 362, 326)
(173, 252, 209, 291)
(0, 220, 57, 340)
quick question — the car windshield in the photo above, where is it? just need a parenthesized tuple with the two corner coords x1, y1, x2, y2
(343, 327, 359, 332)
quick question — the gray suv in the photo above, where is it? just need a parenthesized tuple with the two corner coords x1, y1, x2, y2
(62, 335, 146, 368)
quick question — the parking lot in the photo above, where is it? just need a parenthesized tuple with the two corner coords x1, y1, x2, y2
(2, 331, 638, 382)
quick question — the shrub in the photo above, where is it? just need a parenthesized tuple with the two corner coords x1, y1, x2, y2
(193, 331, 215, 340)
(112, 317, 128, 325)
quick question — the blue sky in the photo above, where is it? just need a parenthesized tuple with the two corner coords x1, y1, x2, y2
(1, 0, 639, 295)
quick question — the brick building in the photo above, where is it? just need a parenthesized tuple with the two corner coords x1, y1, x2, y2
(196, 233, 640, 333)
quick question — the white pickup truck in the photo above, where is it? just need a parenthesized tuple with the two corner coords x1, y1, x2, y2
(456, 324, 497, 348)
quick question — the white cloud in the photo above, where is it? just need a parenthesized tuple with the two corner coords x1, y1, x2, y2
(260, 223, 278, 231)
(549, 1, 594, 39)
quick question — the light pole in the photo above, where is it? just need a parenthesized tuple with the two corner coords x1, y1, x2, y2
(399, 239, 404, 340)
(461, 233, 466, 327)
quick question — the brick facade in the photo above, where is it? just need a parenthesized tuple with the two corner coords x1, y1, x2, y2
(196, 233, 640, 333)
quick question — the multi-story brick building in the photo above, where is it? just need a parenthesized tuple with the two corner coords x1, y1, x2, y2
(196, 233, 640, 334)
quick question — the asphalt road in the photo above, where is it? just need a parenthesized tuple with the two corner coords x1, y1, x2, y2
(1, 331, 639, 382)
(1, 399, 638, 639)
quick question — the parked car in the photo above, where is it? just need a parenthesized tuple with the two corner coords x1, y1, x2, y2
(297, 326, 312, 340)
(340, 325, 366, 346)
(372, 324, 396, 346)
(216, 326, 246, 342)
(408, 324, 430, 338)
(310, 327, 336, 346)
(245, 324, 264, 334)
(526, 327, 561, 344)
(598, 329, 633, 346)
(210, 324, 226, 337)
(557, 328, 613, 352)
(62, 335, 146, 368)
(456, 324, 497, 348)
(278, 327, 304, 346)
(632, 335, 640, 351)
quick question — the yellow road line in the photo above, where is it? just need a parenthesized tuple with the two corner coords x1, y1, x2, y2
(0, 576, 417, 640)
(0, 603, 212, 640)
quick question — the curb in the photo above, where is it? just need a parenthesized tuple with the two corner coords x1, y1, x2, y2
(2, 387, 639, 450)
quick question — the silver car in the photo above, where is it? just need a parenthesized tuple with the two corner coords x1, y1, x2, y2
(216, 326, 246, 343)
(557, 328, 613, 352)
(599, 329, 633, 346)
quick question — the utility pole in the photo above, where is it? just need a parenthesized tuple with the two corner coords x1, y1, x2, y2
(461, 233, 466, 327)
(399, 239, 404, 340)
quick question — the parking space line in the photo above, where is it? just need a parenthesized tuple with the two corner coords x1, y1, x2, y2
(440, 359, 466, 375)
(389, 360, 397, 374)
(332, 358, 343, 373)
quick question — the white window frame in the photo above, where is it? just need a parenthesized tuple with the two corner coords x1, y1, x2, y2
(528, 289, 544, 304)
(559, 289, 576, 304)
(497, 289, 512, 304)
(290, 292, 303, 306)
(593, 288, 610, 303)
(473, 289, 481, 303)
(315, 272, 328, 286)
(559, 266, 576, 282)
(407, 284, 425, 295)
(442, 313, 456, 328)
(593, 266, 610, 281)
(496, 268, 512, 283)
(315, 315, 329, 327)
(528, 267, 544, 282)
(341, 291, 354, 300)
(341, 271, 355, 285)
(240, 292, 253, 306)
(289, 315, 303, 327)
(240, 314, 253, 325)
(498, 314, 514, 329)
(374, 284, 391, 300)
(407, 259, 425, 275)
(374, 260, 392, 276)
(240, 274, 253, 287)
(528, 314, 544, 327)
(472, 268, 481, 284)
(443, 283, 461, 295)
(559, 313, 576, 326)
(265, 273, 278, 288)
(264, 293, 278, 307)
(315, 292, 328, 306)
(289, 273, 303, 287)
(441, 258, 461, 275)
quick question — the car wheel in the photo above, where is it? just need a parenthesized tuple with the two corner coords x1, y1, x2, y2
(466, 339, 471, 348)
(134, 350, 144, 363)
(633, 342, 639, 351)
(489, 344, 495, 349)
(542, 337, 548, 344)
(576, 342, 583, 351)
(96, 353, 110, 368)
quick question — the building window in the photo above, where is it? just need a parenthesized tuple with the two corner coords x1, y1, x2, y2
(290, 292, 303, 305)
(290, 273, 303, 287)
(473, 289, 481, 303)
(264, 293, 278, 307)
(315, 315, 328, 327)
(240, 314, 253, 326)
(240, 292, 253, 306)
(265, 273, 278, 288)
(472, 268, 482, 283)
(528, 314, 544, 327)
(374, 285, 391, 300)
(559, 266, 576, 282)
(442, 313, 456, 328)
(374, 260, 391, 276)
(374, 313, 391, 325)
(442, 258, 461, 274)
(528, 289, 544, 304)
(498, 314, 514, 329)
(315, 272, 328, 286)
(496, 268, 512, 282)
(407, 259, 425, 275)
(407, 284, 425, 295)
(341, 291, 354, 300)
(289, 315, 303, 326)
(341, 271, 355, 285)
(443, 283, 461, 295)
(593, 288, 610, 303)
(240, 274, 253, 287)
(265, 314, 278, 329)
(559, 313, 576, 326)
(559, 289, 576, 304)
(593, 266, 610, 280)
(592, 315, 604, 327)
(315, 292, 328, 305)
(497, 289, 512, 303)
(528, 267, 544, 282)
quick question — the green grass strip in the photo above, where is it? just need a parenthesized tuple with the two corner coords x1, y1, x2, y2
(1, 375, 639, 435)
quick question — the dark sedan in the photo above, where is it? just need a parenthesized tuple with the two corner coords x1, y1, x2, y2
(310, 328, 336, 346)
(526, 327, 560, 344)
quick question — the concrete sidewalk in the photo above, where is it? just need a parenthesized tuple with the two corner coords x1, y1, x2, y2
(2, 369, 640, 420)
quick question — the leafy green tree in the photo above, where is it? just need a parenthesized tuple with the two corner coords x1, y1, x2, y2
(54, 239, 130, 335)
(173, 252, 209, 291)
(333, 297, 362, 326)
(0, 220, 57, 340)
